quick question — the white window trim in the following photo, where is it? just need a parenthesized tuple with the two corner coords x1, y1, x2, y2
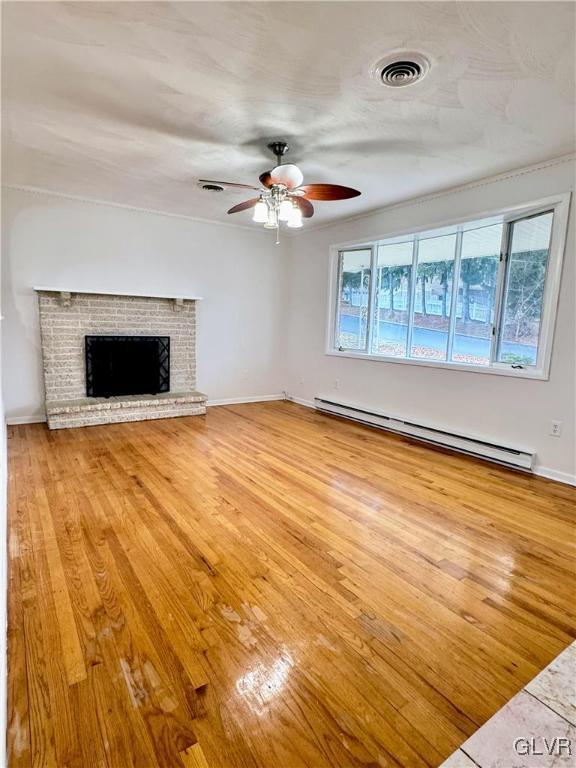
(325, 192, 571, 381)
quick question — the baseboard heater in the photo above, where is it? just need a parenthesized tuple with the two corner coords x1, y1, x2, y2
(314, 397, 535, 471)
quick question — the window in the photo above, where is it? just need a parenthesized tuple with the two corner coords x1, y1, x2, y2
(452, 222, 502, 366)
(336, 248, 372, 351)
(331, 197, 568, 378)
(411, 231, 457, 361)
(371, 241, 412, 357)
(497, 212, 553, 367)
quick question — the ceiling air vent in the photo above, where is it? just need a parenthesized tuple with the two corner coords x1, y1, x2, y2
(371, 52, 430, 88)
(201, 183, 224, 192)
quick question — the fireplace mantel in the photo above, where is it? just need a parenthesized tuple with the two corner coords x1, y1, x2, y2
(34, 286, 202, 312)
(33, 286, 203, 300)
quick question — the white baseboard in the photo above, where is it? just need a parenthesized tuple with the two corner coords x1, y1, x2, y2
(7, 400, 575, 488)
(287, 395, 576, 488)
(6, 415, 46, 425)
(285, 395, 315, 408)
(206, 394, 286, 407)
(533, 465, 576, 486)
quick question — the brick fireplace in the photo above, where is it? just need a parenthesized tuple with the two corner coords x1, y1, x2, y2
(36, 288, 207, 429)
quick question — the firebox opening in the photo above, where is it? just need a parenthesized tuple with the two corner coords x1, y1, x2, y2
(85, 335, 170, 398)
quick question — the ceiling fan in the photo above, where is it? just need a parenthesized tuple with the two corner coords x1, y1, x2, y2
(199, 141, 361, 242)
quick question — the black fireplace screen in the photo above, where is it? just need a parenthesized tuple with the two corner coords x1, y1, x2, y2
(85, 335, 170, 398)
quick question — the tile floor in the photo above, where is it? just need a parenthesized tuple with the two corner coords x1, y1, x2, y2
(440, 642, 576, 768)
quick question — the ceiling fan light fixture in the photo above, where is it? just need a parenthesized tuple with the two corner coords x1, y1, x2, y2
(253, 198, 268, 223)
(208, 141, 360, 242)
(271, 163, 304, 189)
(278, 199, 293, 222)
(264, 206, 278, 228)
(287, 204, 303, 229)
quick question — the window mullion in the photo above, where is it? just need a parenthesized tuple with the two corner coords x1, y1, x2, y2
(406, 236, 419, 357)
(490, 222, 511, 365)
(446, 230, 462, 362)
(365, 245, 377, 353)
(334, 251, 344, 350)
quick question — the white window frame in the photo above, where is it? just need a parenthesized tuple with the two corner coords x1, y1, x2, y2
(326, 193, 571, 380)
(333, 245, 375, 353)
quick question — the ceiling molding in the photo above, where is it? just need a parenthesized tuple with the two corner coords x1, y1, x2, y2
(294, 153, 576, 235)
(1, 184, 270, 235)
(4, 153, 574, 239)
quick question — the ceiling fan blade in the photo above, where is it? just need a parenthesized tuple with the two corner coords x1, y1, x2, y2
(199, 179, 262, 191)
(299, 184, 361, 201)
(259, 170, 273, 188)
(227, 198, 260, 214)
(294, 197, 314, 218)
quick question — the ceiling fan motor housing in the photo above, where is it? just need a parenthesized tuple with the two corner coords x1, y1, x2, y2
(267, 141, 290, 162)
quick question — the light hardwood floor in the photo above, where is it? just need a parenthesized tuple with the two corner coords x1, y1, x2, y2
(7, 402, 576, 767)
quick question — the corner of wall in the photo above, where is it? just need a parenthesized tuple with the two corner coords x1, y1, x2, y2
(0, 322, 8, 765)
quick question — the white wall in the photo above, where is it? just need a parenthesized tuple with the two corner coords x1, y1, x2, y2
(2, 157, 575, 483)
(1, 188, 289, 421)
(285, 157, 576, 482)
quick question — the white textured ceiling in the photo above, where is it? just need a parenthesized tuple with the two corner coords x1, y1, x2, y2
(2, 1, 575, 226)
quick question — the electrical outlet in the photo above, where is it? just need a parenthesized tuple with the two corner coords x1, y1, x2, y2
(334, 379, 340, 390)
(298, 376, 305, 385)
(550, 420, 562, 437)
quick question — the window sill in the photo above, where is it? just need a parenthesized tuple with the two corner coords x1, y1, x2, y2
(325, 349, 549, 380)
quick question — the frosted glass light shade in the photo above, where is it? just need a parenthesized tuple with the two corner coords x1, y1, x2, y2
(253, 199, 268, 223)
(287, 205, 303, 228)
(271, 164, 304, 190)
(278, 199, 293, 221)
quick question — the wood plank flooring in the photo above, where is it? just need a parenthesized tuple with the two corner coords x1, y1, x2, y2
(7, 401, 576, 767)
